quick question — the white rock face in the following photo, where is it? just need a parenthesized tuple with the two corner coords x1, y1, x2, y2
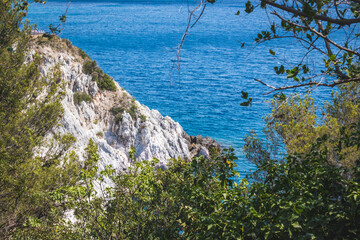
(32, 39, 192, 171)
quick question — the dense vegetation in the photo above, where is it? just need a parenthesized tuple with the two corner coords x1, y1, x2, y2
(0, 0, 359, 239)
(0, 0, 80, 237)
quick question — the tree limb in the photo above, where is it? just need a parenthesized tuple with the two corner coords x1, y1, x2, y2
(254, 77, 360, 95)
(262, 0, 360, 25)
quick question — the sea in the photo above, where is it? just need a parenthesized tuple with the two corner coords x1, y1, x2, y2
(27, 0, 333, 177)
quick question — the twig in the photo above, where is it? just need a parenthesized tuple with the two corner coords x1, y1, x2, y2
(254, 78, 276, 89)
(171, 0, 207, 78)
(262, 0, 360, 25)
(254, 77, 360, 95)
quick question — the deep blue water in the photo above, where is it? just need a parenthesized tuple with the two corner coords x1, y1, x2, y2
(27, 0, 331, 177)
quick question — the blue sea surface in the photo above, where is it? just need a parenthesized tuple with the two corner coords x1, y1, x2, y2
(27, 0, 332, 177)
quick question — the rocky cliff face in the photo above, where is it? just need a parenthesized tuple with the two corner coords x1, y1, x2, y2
(30, 36, 220, 171)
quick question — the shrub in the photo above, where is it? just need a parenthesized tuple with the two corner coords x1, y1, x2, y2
(62, 38, 73, 49)
(91, 72, 99, 82)
(82, 60, 116, 91)
(114, 113, 123, 124)
(127, 103, 138, 120)
(83, 60, 97, 75)
(96, 131, 104, 138)
(73, 92, 92, 105)
(110, 106, 125, 115)
(97, 73, 116, 92)
(110, 106, 125, 124)
(139, 114, 146, 122)
(78, 48, 89, 59)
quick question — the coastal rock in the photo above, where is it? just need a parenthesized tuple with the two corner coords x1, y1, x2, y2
(189, 135, 222, 159)
(32, 36, 219, 173)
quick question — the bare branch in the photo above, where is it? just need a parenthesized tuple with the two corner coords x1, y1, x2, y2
(171, 0, 207, 76)
(262, 0, 360, 25)
(271, 11, 360, 57)
(47, 0, 72, 34)
(303, 20, 360, 57)
(254, 78, 276, 89)
(255, 77, 360, 95)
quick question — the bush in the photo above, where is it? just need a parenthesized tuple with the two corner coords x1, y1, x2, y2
(62, 38, 73, 49)
(97, 73, 117, 92)
(91, 72, 99, 82)
(78, 48, 89, 59)
(110, 106, 125, 115)
(110, 106, 125, 124)
(82, 61, 117, 91)
(82, 60, 97, 75)
(139, 114, 146, 122)
(73, 92, 92, 105)
(127, 103, 137, 120)
(114, 113, 123, 124)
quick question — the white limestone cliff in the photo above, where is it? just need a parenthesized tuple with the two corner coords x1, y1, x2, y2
(30, 36, 220, 172)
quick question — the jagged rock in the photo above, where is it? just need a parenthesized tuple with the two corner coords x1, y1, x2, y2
(188, 135, 222, 159)
(31, 37, 220, 174)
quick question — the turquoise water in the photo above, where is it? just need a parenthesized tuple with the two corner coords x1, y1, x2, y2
(27, 0, 331, 176)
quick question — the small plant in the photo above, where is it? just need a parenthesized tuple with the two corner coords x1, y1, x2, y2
(110, 106, 125, 115)
(129, 146, 136, 162)
(78, 48, 89, 59)
(97, 73, 116, 92)
(96, 131, 104, 138)
(127, 103, 138, 120)
(114, 113, 123, 124)
(209, 147, 220, 158)
(73, 92, 92, 105)
(110, 106, 125, 124)
(62, 38, 73, 49)
(82, 60, 116, 91)
(91, 72, 99, 82)
(139, 114, 146, 122)
(83, 60, 97, 75)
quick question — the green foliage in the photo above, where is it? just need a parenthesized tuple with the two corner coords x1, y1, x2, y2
(249, 86, 360, 171)
(2, 1, 360, 239)
(110, 100, 139, 123)
(10, 139, 111, 239)
(110, 106, 125, 123)
(110, 106, 125, 115)
(78, 48, 89, 59)
(96, 131, 104, 138)
(82, 59, 97, 75)
(82, 60, 117, 91)
(217, 0, 360, 94)
(73, 91, 92, 105)
(114, 113, 123, 124)
(19, 145, 357, 239)
(0, 2, 83, 237)
(240, 90, 252, 106)
(56, 148, 241, 239)
(98, 73, 117, 91)
(129, 146, 136, 162)
(127, 101, 138, 120)
(139, 114, 147, 122)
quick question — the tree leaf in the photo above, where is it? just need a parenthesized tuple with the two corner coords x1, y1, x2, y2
(241, 91, 249, 100)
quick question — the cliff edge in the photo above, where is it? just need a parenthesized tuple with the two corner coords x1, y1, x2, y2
(30, 36, 220, 171)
